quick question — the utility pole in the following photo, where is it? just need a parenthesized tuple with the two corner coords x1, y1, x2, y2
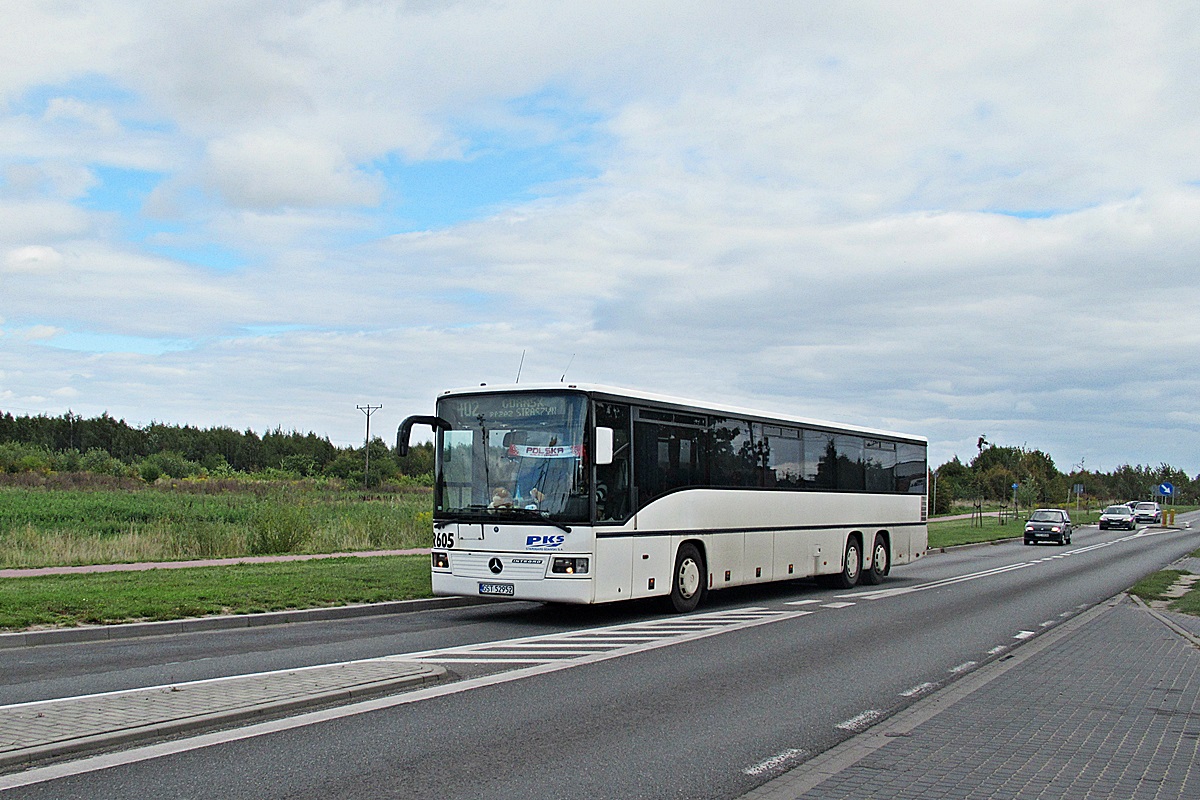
(357, 404, 382, 484)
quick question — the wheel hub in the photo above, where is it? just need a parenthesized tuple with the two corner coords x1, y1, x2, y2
(678, 558, 701, 598)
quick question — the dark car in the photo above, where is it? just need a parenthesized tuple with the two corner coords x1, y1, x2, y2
(1133, 502, 1162, 524)
(1024, 508, 1073, 545)
(1099, 504, 1137, 530)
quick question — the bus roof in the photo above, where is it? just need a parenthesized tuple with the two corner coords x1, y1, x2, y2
(438, 383, 926, 444)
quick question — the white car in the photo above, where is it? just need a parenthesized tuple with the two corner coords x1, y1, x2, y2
(1133, 502, 1162, 524)
(1099, 505, 1137, 530)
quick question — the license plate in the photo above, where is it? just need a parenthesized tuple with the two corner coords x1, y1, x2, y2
(478, 582, 515, 596)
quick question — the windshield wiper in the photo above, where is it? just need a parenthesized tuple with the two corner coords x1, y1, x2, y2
(446, 505, 572, 534)
(493, 506, 572, 534)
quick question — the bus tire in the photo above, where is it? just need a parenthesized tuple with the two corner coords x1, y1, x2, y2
(861, 534, 889, 585)
(667, 543, 706, 613)
(830, 536, 862, 589)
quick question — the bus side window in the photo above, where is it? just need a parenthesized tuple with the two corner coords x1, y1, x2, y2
(633, 420, 703, 505)
(709, 418, 757, 487)
(596, 403, 631, 521)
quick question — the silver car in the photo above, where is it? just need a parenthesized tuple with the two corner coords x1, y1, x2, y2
(1099, 505, 1137, 530)
(1133, 502, 1162, 524)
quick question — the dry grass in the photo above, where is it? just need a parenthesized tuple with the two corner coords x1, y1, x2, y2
(0, 484, 433, 568)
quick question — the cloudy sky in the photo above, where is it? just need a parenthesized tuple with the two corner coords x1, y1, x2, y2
(2, 0, 1198, 476)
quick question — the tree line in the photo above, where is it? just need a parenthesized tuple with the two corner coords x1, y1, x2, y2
(0, 410, 432, 486)
(1, 410, 1195, 504)
(931, 442, 1196, 514)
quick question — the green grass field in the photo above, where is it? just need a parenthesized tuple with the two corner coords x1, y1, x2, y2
(0, 555, 431, 630)
(928, 515, 1027, 549)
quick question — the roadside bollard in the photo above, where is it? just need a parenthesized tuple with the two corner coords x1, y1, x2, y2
(1167, 509, 1176, 526)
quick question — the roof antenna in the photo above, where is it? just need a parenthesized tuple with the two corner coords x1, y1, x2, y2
(560, 353, 575, 383)
(515, 350, 525, 384)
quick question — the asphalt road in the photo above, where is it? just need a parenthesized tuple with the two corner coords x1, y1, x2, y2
(3, 517, 1198, 799)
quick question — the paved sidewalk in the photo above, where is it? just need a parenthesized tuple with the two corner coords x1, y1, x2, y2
(743, 592, 1200, 799)
(0, 659, 444, 770)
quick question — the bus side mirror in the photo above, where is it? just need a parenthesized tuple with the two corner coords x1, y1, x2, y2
(397, 415, 450, 458)
(595, 427, 614, 466)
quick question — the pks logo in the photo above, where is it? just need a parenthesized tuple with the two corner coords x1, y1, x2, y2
(526, 534, 566, 550)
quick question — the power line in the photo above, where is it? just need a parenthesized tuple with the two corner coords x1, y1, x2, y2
(357, 404, 382, 484)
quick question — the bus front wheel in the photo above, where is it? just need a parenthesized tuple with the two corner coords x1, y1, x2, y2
(667, 543, 706, 613)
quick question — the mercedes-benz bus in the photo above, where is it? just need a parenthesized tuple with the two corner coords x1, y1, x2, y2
(397, 384, 927, 612)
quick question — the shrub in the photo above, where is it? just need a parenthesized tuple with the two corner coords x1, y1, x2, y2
(248, 501, 309, 554)
(0, 442, 52, 474)
(80, 448, 132, 477)
(137, 451, 202, 482)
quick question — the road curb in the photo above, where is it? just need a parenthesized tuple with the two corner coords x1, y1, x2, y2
(741, 593, 1126, 799)
(0, 596, 492, 650)
(0, 662, 447, 771)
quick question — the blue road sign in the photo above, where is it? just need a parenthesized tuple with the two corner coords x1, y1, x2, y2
(1159, 482, 1174, 496)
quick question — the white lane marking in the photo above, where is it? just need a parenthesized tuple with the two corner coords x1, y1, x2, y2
(1014, 630, 1037, 640)
(837, 709, 884, 732)
(785, 599, 821, 606)
(948, 661, 977, 674)
(0, 607, 816, 791)
(846, 561, 1034, 601)
(395, 606, 801, 665)
(743, 748, 809, 776)
(988, 645, 1009, 656)
(820, 602, 855, 609)
(900, 682, 938, 698)
(1039, 620, 1056, 628)
(849, 527, 1171, 603)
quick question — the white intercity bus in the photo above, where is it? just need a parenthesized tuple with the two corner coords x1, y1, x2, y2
(397, 384, 928, 612)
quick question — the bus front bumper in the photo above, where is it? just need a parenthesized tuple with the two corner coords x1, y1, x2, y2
(432, 570, 595, 604)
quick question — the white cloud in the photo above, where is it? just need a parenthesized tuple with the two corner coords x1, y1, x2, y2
(4, 244, 64, 272)
(43, 97, 122, 135)
(204, 132, 383, 209)
(18, 325, 61, 341)
(0, 0, 1198, 475)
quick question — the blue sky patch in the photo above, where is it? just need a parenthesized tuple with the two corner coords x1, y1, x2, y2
(143, 241, 245, 271)
(7, 73, 138, 117)
(986, 208, 1061, 219)
(376, 90, 606, 231)
(80, 166, 162, 215)
(38, 330, 194, 356)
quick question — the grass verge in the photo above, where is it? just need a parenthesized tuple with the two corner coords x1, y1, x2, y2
(0, 555, 432, 631)
(928, 516, 1026, 549)
(1128, 570, 1188, 604)
(1127, 546, 1200, 617)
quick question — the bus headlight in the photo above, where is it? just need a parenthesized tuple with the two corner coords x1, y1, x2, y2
(432, 551, 450, 570)
(551, 557, 589, 575)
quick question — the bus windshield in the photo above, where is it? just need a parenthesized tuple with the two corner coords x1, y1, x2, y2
(436, 392, 590, 523)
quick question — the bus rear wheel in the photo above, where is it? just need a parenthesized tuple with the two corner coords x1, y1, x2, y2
(667, 543, 706, 613)
(861, 534, 889, 585)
